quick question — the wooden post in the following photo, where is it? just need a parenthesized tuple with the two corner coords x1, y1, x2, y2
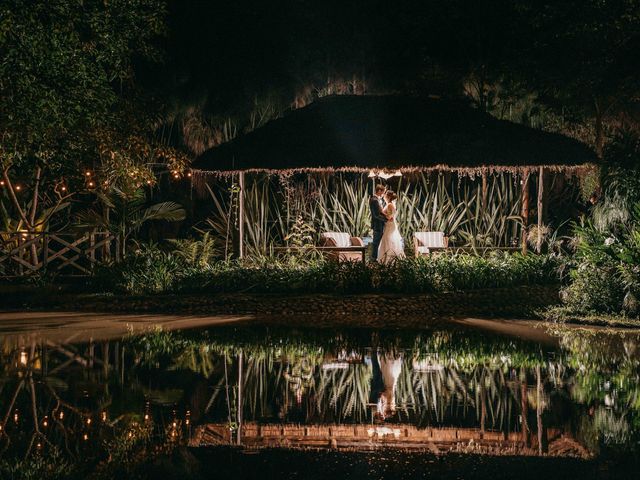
(536, 167, 544, 253)
(481, 171, 488, 210)
(237, 350, 243, 445)
(238, 172, 245, 259)
(520, 368, 529, 446)
(536, 365, 544, 455)
(520, 169, 530, 254)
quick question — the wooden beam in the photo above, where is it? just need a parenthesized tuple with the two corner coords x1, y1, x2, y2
(537, 167, 544, 253)
(521, 169, 530, 254)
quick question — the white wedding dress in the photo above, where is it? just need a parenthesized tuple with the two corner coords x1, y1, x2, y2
(377, 202, 405, 264)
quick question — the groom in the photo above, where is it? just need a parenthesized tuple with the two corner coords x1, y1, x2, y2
(369, 184, 388, 261)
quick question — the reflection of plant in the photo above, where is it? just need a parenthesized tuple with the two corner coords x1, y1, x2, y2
(316, 364, 372, 422)
(0, 447, 71, 480)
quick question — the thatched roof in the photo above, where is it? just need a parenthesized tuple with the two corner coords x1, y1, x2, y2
(192, 95, 597, 175)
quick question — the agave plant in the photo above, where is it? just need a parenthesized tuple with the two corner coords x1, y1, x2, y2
(75, 187, 186, 256)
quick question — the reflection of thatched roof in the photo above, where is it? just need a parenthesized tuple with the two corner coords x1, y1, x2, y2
(192, 422, 592, 458)
(193, 95, 597, 175)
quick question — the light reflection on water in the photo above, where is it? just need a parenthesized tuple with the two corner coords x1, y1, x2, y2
(1, 320, 639, 476)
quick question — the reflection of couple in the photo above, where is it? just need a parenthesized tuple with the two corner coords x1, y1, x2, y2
(369, 184, 405, 263)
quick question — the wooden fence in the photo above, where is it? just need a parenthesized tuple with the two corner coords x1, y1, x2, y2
(0, 231, 118, 277)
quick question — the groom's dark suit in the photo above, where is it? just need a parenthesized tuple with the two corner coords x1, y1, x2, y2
(369, 195, 387, 261)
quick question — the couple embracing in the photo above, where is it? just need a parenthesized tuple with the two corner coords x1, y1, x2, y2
(369, 184, 405, 264)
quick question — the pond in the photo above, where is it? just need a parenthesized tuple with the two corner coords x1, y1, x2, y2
(1, 314, 639, 479)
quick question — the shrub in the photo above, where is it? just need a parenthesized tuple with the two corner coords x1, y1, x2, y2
(94, 244, 186, 295)
(175, 252, 559, 296)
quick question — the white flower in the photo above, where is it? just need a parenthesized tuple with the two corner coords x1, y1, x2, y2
(604, 237, 616, 246)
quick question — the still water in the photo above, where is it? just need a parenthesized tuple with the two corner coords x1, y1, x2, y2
(1, 315, 639, 479)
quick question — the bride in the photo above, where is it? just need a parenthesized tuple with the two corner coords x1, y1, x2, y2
(377, 190, 405, 264)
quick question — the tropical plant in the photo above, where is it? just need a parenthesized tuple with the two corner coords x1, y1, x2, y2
(75, 187, 186, 256)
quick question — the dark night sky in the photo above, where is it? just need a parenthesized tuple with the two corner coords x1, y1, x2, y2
(152, 1, 527, 115)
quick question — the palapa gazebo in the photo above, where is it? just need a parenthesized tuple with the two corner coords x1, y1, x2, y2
(192, 95, 598, 257)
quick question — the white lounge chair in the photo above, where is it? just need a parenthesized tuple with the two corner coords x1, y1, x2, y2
(320, 232, 365, 262)
(413, 231, 448, 256)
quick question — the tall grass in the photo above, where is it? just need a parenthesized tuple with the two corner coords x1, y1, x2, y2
(198, 171, 580, 259)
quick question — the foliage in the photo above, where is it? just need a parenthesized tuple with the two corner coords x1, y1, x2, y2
(75, 187, 186, 255)
(552, 134, 640, 319)
(96, 247, 561, 296)
(94, 243, 186, 295)
(169, 232, 218, 268)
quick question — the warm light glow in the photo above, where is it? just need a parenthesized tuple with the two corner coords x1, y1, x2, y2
(43, 417, 48, 428)
(13, 411, 18, 423)
(146, 180, 152, 185)
(59, 411, 64, 420)
(187, 172, 192, 177)
(85, 171, 92, 177)
(0, 180, 4, 186)
(101, 412, 107, 421)
(88, 181, 95, 187)
(15, 185, 21, 191)
(83, 433, 88, 441)
(19, 351, 28, 365)
(61, 186, 67, 191)
(86, 418, 92, 425)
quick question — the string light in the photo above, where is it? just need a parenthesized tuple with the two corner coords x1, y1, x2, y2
(59, 411, 64, 420)
(61, 186, 67, 192)
(15, 185, 21, 191)
(86, 418, 92, 425)
(101, 412, 107, 422)
(19, 351, 28, 366)
(87, 181, 95, 188)
(85, 171, 92, 177)
(83, 433, 89, 441)
(187, 172, 192, 177)
(43, 416, 48, 428)
(13, 410, 18, 423)
(0, 180, 4, 186)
